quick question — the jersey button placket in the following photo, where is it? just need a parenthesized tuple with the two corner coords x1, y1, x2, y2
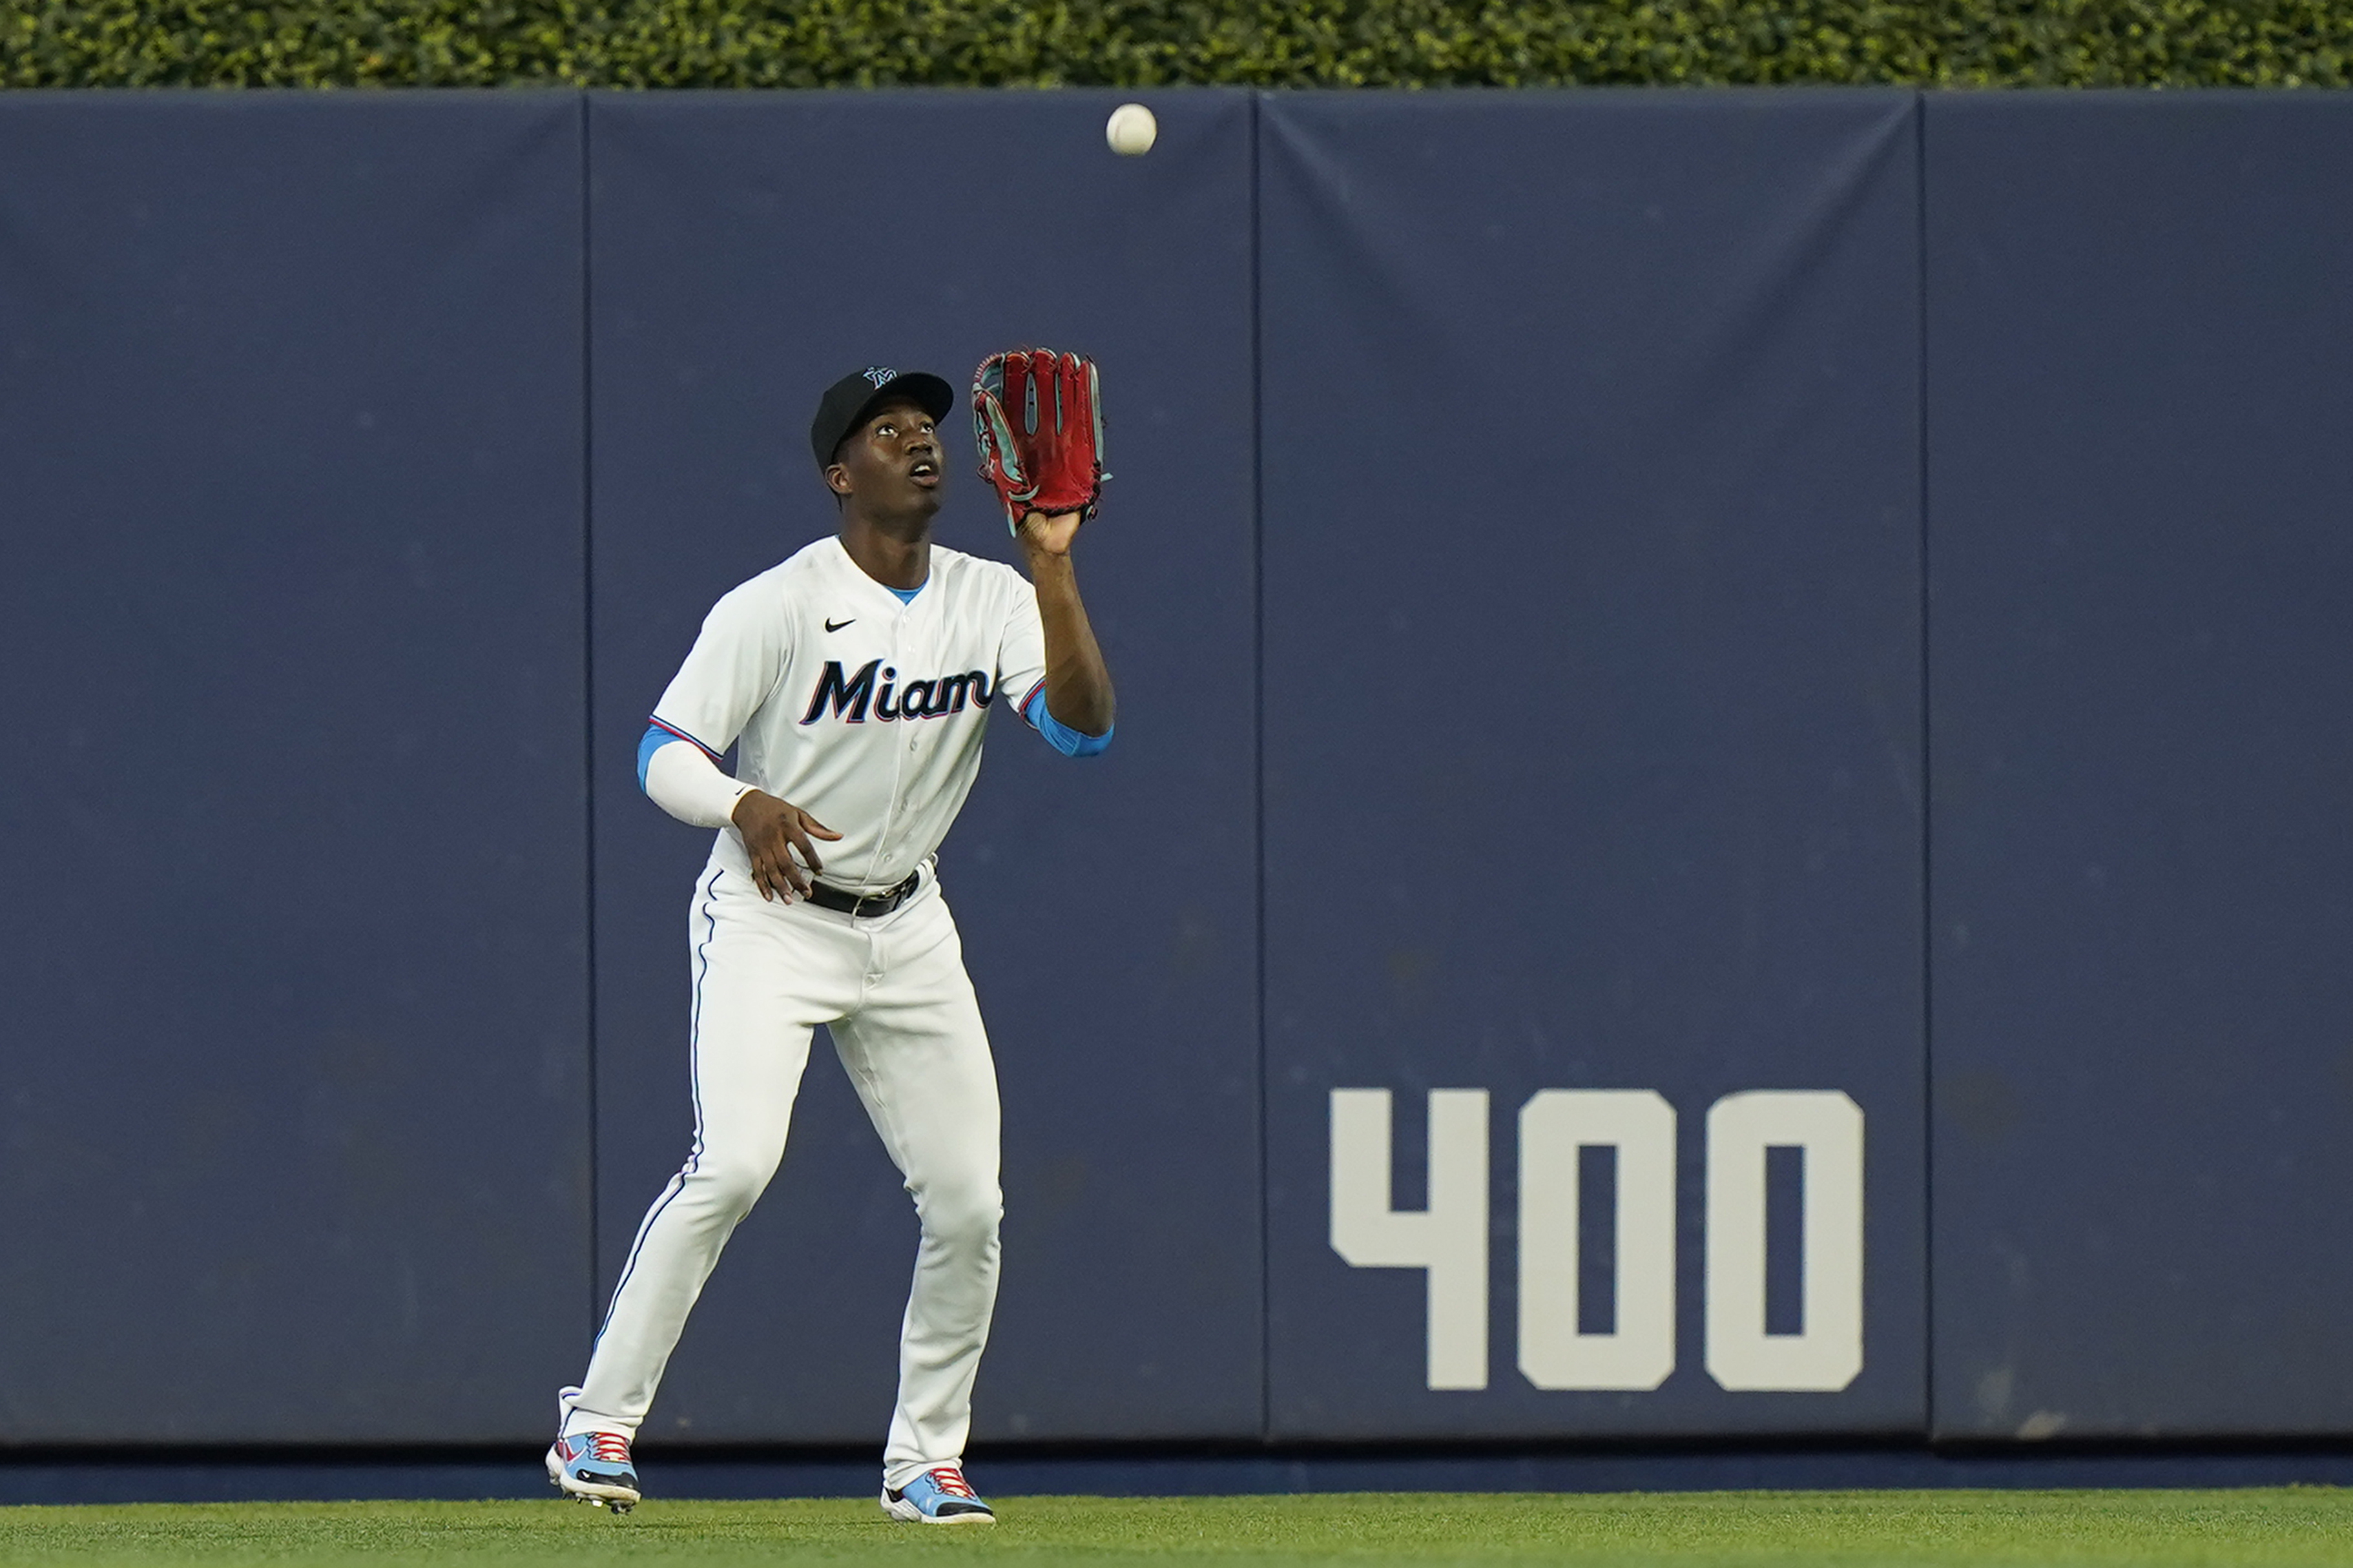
(872, 612, 915, 874)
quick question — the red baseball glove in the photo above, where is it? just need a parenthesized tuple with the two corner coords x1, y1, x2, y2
(971, 347, 1107, 533)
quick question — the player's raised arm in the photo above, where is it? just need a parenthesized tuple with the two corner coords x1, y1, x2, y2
(1016, 509, 1114, 738)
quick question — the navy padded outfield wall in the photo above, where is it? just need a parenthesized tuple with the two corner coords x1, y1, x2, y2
(1925, 94, 2353, 1438)
(1259, 93, 1925, 1438)
(0, 95, 588, 1441)
(8, 90, 2353, 1451)
(586, 92, 1259, 1443)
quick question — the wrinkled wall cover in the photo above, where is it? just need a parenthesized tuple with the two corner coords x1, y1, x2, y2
(1258, 90, 1925, 1438)
(0, 93, 588, 1441)
(1926, 92, 2353, 1439)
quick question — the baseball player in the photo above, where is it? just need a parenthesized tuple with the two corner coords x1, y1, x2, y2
(547, 354, 1114, 1524)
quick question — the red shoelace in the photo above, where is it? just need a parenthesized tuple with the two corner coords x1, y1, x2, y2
(926, 1467, 977, 1499)
(583, 1432, 631, 1464)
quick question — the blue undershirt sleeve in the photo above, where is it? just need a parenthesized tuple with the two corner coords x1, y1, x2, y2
(636, 723, 672, 792)
(1022, 686, 1112, 758)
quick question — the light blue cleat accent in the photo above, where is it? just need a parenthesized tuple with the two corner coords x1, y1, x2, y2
(882, 1465, 994, 1525)
(546, 1405, 639, 1512)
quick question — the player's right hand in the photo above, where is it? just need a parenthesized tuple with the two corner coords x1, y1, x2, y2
(729, 790, 843, 903)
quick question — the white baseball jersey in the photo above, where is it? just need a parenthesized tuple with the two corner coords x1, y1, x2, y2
(650, 535, 1049, 896)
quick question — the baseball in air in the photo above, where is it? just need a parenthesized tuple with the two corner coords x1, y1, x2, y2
(1106, 103, 1157, 156)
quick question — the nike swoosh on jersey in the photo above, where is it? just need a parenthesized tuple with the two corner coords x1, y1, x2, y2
(825, 617, 855, 632)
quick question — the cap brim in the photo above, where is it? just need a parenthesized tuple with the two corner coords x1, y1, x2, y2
(851, 371, 955, 429)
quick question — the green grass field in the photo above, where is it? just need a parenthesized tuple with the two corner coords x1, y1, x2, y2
(1, 1492, 2350, 1568)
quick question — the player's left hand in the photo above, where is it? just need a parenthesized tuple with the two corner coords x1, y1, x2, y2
(1016, 510, 1086, 557)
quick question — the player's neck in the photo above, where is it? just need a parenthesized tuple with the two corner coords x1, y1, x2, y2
(837, 515, 933, 592)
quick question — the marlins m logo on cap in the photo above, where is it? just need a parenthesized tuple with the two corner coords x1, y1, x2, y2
(862, 366, 898, 388)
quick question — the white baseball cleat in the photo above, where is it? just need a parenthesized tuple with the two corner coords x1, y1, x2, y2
(882, 1463, 994, 1524)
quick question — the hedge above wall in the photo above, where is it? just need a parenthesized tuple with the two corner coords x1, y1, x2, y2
(4, 0, 2349, 88)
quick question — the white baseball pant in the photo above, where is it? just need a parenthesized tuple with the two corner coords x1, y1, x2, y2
(565, 863, 1002, 1489)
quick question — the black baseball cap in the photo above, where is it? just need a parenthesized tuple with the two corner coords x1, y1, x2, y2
(811, 366, 957, 472)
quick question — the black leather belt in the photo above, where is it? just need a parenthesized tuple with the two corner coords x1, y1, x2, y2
(805, 869, 922, 918)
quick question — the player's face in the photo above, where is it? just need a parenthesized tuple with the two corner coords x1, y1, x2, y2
(831, 399, 944, 517)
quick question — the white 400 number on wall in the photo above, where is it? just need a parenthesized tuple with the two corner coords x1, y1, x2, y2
(1329, 1088, 1864, 1394)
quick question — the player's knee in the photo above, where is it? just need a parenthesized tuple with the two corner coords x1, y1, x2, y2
(687, 1148, 782, 1215)
(917, 1181, 1002, 1250)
